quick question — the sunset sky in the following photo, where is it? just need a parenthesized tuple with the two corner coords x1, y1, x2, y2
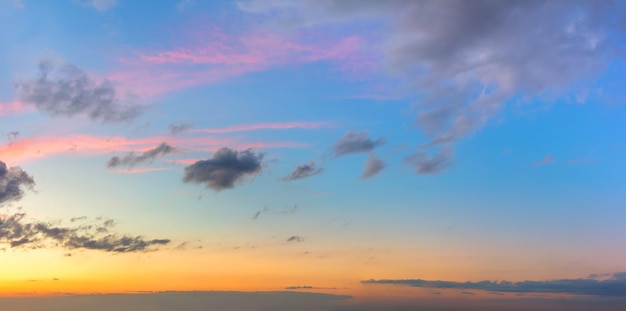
(1, 0, 626, 310)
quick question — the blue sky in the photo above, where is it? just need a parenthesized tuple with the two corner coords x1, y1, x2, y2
(1, 0, 626, 309)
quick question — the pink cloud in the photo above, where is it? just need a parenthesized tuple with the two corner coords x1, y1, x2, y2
(108, 167, 172, 174)
(110, 28, 376, 97)
(192, 121, 331, 134)
(0, 134, 304, 165)
(0, 101, 30, 117)
(134, 30, 361, 66)
(166, 158, 202, 165)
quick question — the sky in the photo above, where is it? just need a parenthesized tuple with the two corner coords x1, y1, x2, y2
(1, 0, 626, 310)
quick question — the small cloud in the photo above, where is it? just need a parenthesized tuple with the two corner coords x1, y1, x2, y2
(17, 59, 142, 123)
(285, 285, 313, 290)
(333, 131, 386, 157)
(168, 123, 193, 135)
(285, 285, 339, 290)
(360, 153, 385, 179)
(6, 131, 19, 141)
(251, 210, 262, 220)
(533, 155, 555, 167)
(69, 216, 87, 223)
(404, 149, 452, 175)
(286, 235, 305, 243)
(174, 242, 190, 250)
(0, 160, 35, 206)
(107, 143, 177, 169)
(252, 205, 297, 220)
(282, 161, 323, 181)
(183, 147, 264, 191)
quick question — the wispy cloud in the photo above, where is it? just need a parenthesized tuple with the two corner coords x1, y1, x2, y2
(404, 149, 453, 175)
(282, 162, 323, 181)
(113, 27, 367, 97)
(169, 123, 193, 135)
(0, 213, 170, 252)
(0, 101, 29, 117)
(107, 143, 177, 169)
(286, 235, 305, 243)
(17, 59, 143, 123)
(183, 147, 264, 191)
(360, 153, 385, 179)
(333, 131, 385, 157)
(252, 204, 298, 220)
(0, 134, 303, 165)
(108, 167, 172, 174)
(363, 271, 626, 297)
(192, 121, 330, 134)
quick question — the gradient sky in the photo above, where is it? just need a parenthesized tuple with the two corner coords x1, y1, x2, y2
(1, 0, 626, 309)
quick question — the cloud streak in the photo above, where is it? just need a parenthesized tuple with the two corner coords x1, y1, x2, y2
(192, 121, 330, 134)
(107, 143, 177, 169)
(183, 147, 264, 191)
(0, 134, 302, 165)
(363, 271, 626, 297)
(169, 123, 193, 135)
(404, 149, 453, 175)
(286, 235, 305, 243)
(113, 26, 367, 97)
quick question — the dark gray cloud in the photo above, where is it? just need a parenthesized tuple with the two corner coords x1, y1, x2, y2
(360, 153, 385, 179)
(16, 59, 142, 123)
(0, 213, 169, 253)
(363, 271, 626, 297)
(333, 131, 386, 157)
(282, 161, 324, 181)
(169, 123, 193, 135)
(183, 147, 264, 191)
(107, 143, 177, 169)
(240, 0, 623, 174)
(287, 235, 305, 243)
(0, 161, 35, 206)
(403, 149, 452, 175)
